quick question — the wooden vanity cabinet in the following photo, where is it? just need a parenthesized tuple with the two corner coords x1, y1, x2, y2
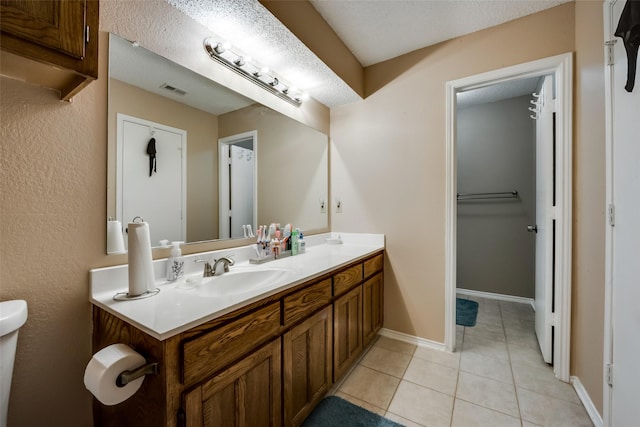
(92, 250, 384, 427)
(0, 0, 99, 100)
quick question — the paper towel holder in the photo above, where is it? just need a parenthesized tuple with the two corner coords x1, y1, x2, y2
(116, 362, 159, 388)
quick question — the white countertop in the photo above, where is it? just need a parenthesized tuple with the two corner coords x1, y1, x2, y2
(90, 233, 384, 340)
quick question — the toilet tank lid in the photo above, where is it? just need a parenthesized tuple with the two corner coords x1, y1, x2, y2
(0, 300, 28, 336)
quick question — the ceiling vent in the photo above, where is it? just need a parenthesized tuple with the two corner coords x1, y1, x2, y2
(160, 83, 187, 96)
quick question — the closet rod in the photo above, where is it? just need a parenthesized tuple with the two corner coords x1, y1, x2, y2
(456, 190, 518, 200)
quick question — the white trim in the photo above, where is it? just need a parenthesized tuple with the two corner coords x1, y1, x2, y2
(456, 288, 535, 310)
(379, 328, 445, 351)
(572, 376, 604, 427)
(602, 1, 616, 425)
(445, 53, 573, 380)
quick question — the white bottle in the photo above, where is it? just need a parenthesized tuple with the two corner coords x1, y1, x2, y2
(298, 232, 306, 254)
(166, 241, 184, 282)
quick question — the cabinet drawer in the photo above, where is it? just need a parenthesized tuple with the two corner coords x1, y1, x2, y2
(333, 264, 363, 296)
(283, 279, 332, 326)
(364, 254, 384, 278)
(182, 302, 281, 385)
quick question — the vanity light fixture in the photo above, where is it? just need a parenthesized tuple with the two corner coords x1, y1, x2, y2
(203, 37, 306, 106)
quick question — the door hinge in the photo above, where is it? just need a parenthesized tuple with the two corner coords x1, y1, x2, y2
(606, 363, 613, 387)
(86, 25, 90, 44)
(548, 312, 556, 326)
(608, 204, 615, 226)
(605, 40, 617, 66)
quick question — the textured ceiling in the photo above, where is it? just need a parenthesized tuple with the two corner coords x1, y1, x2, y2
(309, 0, 571, 67)
(165, 0, 570, 108)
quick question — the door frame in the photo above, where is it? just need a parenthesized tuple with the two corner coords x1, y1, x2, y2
(444, 53, 573, 381)
(218, 130, 258, 239)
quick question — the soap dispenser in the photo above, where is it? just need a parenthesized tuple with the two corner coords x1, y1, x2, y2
(166, 241, 184, 282)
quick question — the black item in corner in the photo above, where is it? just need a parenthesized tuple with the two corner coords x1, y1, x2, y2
(615, 0, 640, 92)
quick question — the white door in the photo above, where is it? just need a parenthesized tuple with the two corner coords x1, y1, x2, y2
(117, 114, 186, 248)
(218, 131, 257, 239)
(229, 145, 255, 238)
(534, 76, 555, 364)
(607, 0, 640, 424)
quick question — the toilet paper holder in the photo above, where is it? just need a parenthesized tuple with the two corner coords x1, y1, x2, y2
(115, 362, 159, 388)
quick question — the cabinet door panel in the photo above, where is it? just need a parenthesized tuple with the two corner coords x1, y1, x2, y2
(363, 272, 384, 347)
(0, 0, 85, 58)
(185, 339, 282, 427)
(334, 286, 363, 381)
(284, 306, 332, 427)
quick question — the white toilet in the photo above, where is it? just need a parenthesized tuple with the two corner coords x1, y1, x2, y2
(0, 300, 28, 427)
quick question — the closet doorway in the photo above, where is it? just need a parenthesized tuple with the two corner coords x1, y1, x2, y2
(218, 131, 257, 239)
(444, 53, 573, 381)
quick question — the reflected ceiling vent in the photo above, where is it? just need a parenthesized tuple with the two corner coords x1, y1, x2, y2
(160, 83, 187, 96)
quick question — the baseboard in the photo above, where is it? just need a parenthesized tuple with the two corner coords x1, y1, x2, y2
(378, 328, 445, 351)
(457, 288, 535, 311)
(571, 376, 603, 427)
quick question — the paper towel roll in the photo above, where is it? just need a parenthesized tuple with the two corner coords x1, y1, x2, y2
(127, 221, 156, 296)
(84, 343, 146, 406)
(106, 220, 125, 254)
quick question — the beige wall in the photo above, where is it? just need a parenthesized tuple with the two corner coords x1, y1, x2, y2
(331, 2, 575, 341)
(572, 0, 606, 414)
(219, 104, 329, 232)
(109, 79, 220, 243)
(331, 0, 604, 414)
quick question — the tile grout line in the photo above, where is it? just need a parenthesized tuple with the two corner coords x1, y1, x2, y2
(499, 300, 525, 427)
(449, 325, 466, 426)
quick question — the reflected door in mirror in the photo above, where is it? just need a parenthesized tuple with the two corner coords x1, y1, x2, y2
(117, 114, 187, 248)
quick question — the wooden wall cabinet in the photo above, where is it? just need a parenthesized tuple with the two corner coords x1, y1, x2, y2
(92, 250, 384, 427)
(0, 0, 99, 100)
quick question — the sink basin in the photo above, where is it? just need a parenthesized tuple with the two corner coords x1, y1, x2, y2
(194, 268, 291, 297)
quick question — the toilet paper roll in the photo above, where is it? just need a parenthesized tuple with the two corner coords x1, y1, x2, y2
(106, 220, 125, 254)
(84, 343, 146, 406)
(127, 221, 156, 296)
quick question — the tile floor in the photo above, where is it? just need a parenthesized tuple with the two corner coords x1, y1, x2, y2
(330, 296, 594, 427)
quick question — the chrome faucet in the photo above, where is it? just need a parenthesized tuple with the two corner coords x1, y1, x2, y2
(211, 257, 235, 276)
(195, 256, 235, 277)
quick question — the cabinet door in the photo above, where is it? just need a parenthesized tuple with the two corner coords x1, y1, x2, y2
(333, 286, 363, 381)
(0, 0, 86, 58)
(363, 272, 384, 347)
(183, 339, 281, 427)
(283, 306, 333, 427)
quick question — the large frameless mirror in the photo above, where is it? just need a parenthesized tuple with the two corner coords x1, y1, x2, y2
(107, 33, 328, 252)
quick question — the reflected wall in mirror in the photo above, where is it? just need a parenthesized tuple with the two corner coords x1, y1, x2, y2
(107, 33, 328, 252)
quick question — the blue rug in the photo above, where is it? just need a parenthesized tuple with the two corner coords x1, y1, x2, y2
(301, 396, 404, 427)
(456, 298, 479, 327)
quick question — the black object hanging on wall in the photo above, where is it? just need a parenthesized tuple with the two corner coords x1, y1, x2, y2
(146, 138, 157, 177)
(615, 0, 640, 92)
